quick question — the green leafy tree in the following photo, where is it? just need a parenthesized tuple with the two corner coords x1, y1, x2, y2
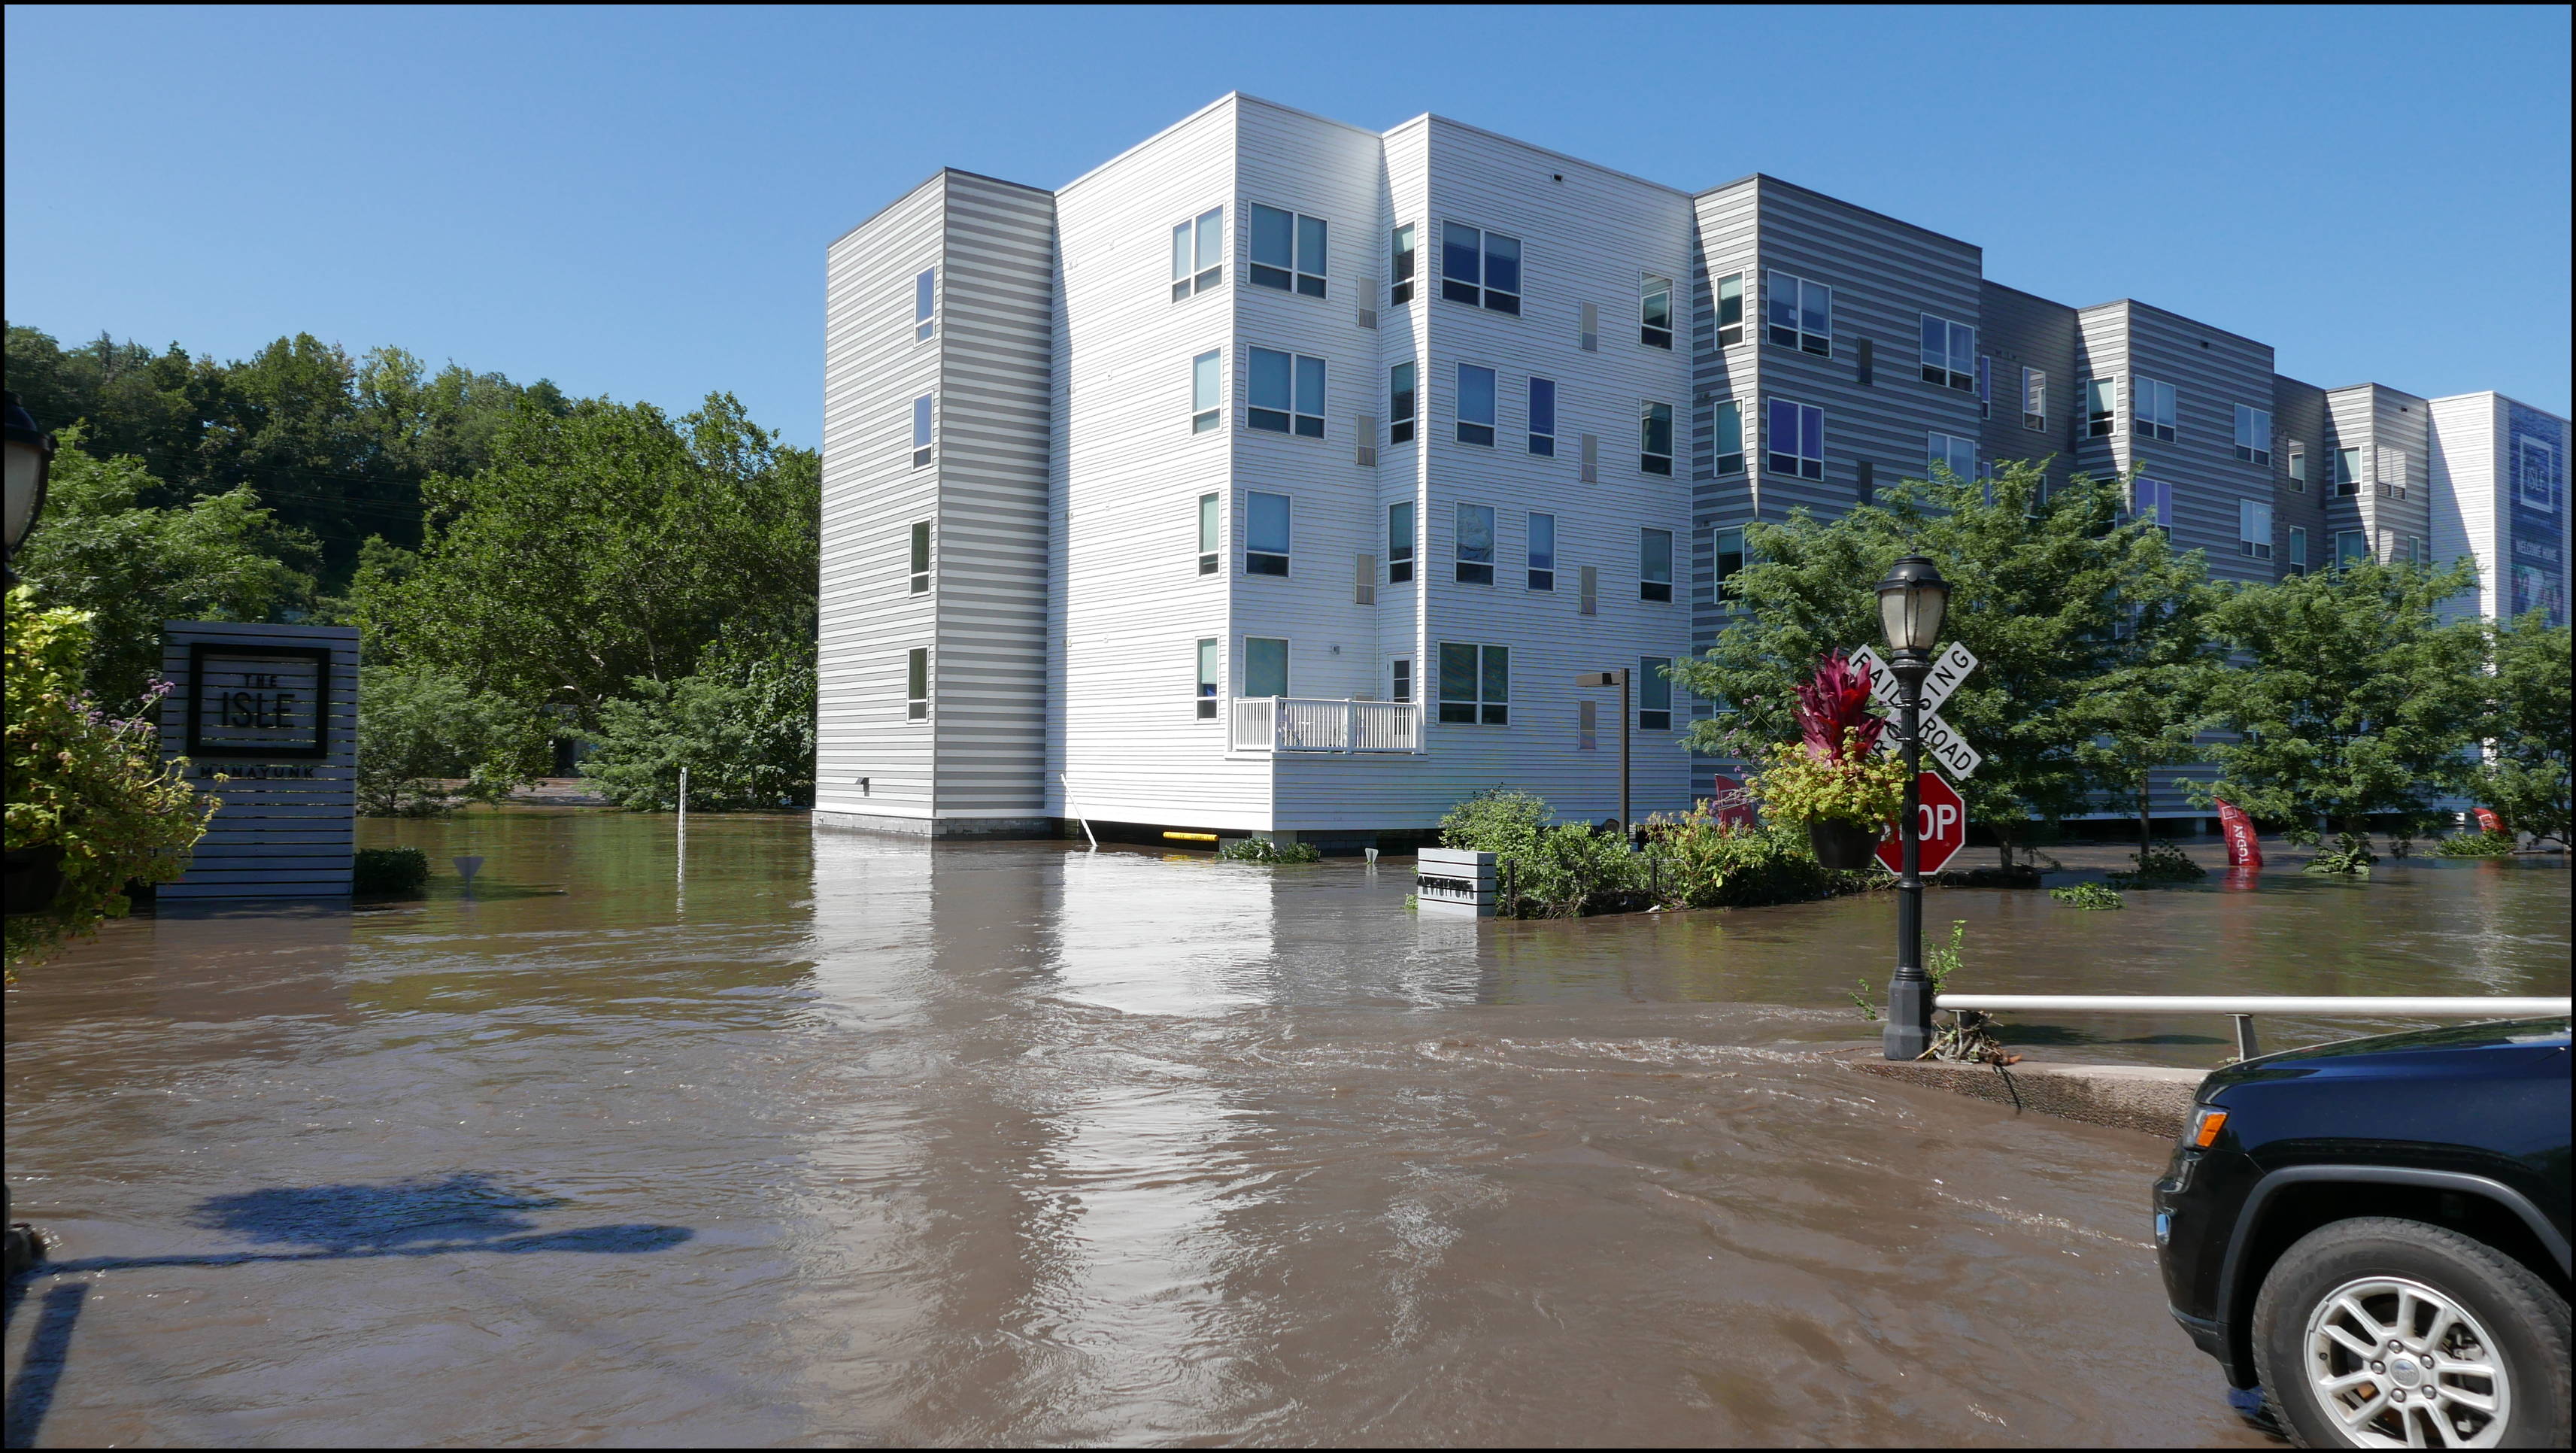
(2475, 611, 2571, 845)
(578, 650, 817, 811)
(349, 393, 818, 726)
(2195, 560, 2487, 836)
(13, 427, 316, 711)
(1673, 461, 2202, 872)
(5, 589, 211, 972)
(2070, 568, 2224, 856)
(356, 666, 549, 816)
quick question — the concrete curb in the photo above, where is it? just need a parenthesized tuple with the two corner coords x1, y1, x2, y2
(1838, 1050, 2207, 1138)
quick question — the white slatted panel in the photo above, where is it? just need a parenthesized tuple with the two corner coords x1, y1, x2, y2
(158, 622, 358, 898)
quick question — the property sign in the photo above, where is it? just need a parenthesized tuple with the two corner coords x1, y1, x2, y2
(1875, 772, 1968, 876)
(187, 644, 332, 759)
(162, 623, 357, 898)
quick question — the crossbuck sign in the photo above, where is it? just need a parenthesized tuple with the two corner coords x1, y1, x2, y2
(1849, 643, 1983, 781)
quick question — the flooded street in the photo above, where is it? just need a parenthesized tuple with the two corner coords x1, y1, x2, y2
(5, 812, 2566, 1447)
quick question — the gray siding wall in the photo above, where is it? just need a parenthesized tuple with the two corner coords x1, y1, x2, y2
(2327, 384, 2434, 563)
(2273, 375, 2332, 575)
(2112, 302, 2281, 584)
(159, 622, 358, 898)
(1977, 281, 2079, 484)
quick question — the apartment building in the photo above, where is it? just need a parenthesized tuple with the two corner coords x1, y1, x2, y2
(816, 94, 2570, 843)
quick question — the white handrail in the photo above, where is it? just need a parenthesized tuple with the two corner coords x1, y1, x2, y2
(1935, 995, 2568, 1016)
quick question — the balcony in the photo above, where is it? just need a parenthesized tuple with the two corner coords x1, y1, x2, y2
(1229, 697, 1418, 754)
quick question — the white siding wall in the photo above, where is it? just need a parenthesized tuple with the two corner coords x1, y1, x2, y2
(2427, 391, 2502, 622)
(159, 623, 358, 898)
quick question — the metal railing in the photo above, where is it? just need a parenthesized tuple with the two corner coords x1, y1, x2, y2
(1229, 697, 1418, 754)
(1934, 994, 2573, 1061)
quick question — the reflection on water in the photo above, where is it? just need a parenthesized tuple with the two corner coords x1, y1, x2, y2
(4, 809, 2563, 1446)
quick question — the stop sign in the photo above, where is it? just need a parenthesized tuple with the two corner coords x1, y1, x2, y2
(1875, 772, 1968, 875)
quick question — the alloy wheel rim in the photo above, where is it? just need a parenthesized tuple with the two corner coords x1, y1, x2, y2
(2301, 1274, 2510, 1448)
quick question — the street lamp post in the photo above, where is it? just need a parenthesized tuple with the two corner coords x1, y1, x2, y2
(1877, 555, 1950, 1060)
(1575, 669, 1631, 837)
(4, 390, 58, 587)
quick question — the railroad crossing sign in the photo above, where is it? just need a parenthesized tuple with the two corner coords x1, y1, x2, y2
(1850, 642, 1983, 780)
(1876, 772, 1968, 876)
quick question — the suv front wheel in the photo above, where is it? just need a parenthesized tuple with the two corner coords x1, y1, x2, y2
(2252, 1217, 2570, 1448)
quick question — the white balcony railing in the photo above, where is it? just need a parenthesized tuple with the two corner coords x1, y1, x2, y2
(1229, 697, 1419, 754)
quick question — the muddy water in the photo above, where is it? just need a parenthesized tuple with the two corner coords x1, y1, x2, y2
(4, 813, 2564, 1446)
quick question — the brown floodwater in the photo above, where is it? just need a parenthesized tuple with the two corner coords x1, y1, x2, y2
(4, 812, 2565, 1446)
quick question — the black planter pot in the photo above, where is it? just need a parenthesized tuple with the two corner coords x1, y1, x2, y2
(4, 845, 67, 917)
(1807, 820, 1882, 872)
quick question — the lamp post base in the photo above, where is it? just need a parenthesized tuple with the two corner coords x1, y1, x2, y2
(1883, 975, 1932, 1060)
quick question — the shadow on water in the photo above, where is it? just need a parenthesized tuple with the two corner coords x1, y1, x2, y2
(4, 1175, 689, 1447)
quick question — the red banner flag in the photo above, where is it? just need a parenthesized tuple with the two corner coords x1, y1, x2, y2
(2472, 807, 2505, 835)
(2216, 799, 2262, 867)
(1706, 775, 1757, 830)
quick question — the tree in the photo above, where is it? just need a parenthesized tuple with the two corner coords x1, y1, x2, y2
(356, 666, 549, 816)
(5, 589, 211, 973)
(347, 392, 818, 726)
(578, 650, 817, 811)
(1672, 461, 2204, 871)
(2069, 568, 2224, 855)
(2475, 611, 2571, 845)
(2196, 560, 2488, 836)
(13, 427, 316, 712)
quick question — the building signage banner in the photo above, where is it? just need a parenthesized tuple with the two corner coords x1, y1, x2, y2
(2215, 799, 2262, 867)
(2505, 402, 2565, 626)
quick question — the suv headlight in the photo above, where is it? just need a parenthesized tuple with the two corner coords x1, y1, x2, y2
(2183, 1105, 2229, 1150)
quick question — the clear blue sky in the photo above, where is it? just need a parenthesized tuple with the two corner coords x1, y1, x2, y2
(8, 5, 2568, 446)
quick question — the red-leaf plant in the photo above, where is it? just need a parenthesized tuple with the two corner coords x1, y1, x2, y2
(1792, 651, 1885, 764)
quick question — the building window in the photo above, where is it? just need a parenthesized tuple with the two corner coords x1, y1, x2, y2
(1919, 314, 1975, 390)
(2084, 378, 2116, 438)
(1197, 493, 1220, 575)
(1191, 350, 1221, 432)
(1715, 527, 1747, 602)
(1389, 224, 1417, 305)
(2377, 447, 2410, 499)
(1527, 512, 1556, 591)
(1390, 656, 1412, 703)
(1249, 347, 1324, 437)
(1387, 362, 1417, 444)
(1171, 206, 1222, 300)
(1928, 432, 1977, 483)
(1455, 502, 1495, 585)
(1713, 400, 1745, 475)
(2287, 445, 2307, 491)
(2404, 533, 2425, 563)
(909, 521, 932, 593)
(1456, 364, 1497, 447)
(1196, 638, 1220, 718)
(906, 647, 929, 721)
(1640, 275, 1673, 349)
(1976, 355, 1993, 418)
(2234, 405, 2273, 466)
(1249, 203, 1327, 298)
(2133, 476, 2174, 535)
(2334, 529, 2368, 569)
(1528, 377, 1557, 456)
(2286, 526, 2308, 575)
(1766, 271, 1832, 355)
(915, 267, 936, 342)
(912, 394, 934, 467)
(1246, 491, 1291, 575)
(2335, 447, 2360, 496)
(2239, 499, 2273, 559)
(2134, 376, 2177, 441)
(1640, 528, 1673, 602)
(1639, 401, 1674, 475)
(2022, 368, 2047, 432)
(1437, 642, 1509, 725)
(1639, 657, 1672, 730)
(1388, 501, 1415, 583)
(1243, 637, 1288, 699)
(1440, 223, 1522, 314)
(1714, 272, 1745, 347)
(1767, 399, 1823, 479)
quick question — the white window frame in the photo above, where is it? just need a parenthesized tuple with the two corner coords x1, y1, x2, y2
(1171, 206, 1223, 300)
(1640, 274, 1673, 349)
(1454, 501, 1496, 586)
(1928, 431, 1979, 484)
(1191, 350, 1221, 433)
(1242, 635, 1290, 700)
(1640, 527, 1674, 603)
(1713, 526, 1748, 603)
(2335, 447, 2361, 496)
(1244, 490, 1292, 576)
(2286, 444, 2307, 491)
(1638, 657, 1673, 731)
(2132, 476, 2174, 536)
(2084, 376, 2118, 438)
(2333, 529, 2368, 569)
(1247, 347, 1324, 438)
(1387, 500, 1415, 584)
(1247, 202, 1328, 299)
(1918, 314, 1975, 390)
(1713, 399, 1745, 475)
(1436, 642, 1509, 726)
(1440, 222, 1522, 315)
(1196, 638, 1221, 719)
(909, 520, 932, 594)
(1526, 511, 1556, 592)
(1766, 397, 1824, 480)
(1197, 492, 1220, 575)
(1388, 361, 1416, 444)
(915, 267, 936, 342)
(2134, 376, 2177, 441)
(2239, 498, 2273, 559)
(2022, 367, 2048, 431)
(912, 393, 935, 467)
(1765, 271, 1832, 356)
(1640, 400, 1674, 475)
(906, 646, 930, 722)
(1455, 363, 1497, 447)
(1390, 655, 1413, 704)
(2234, 405, 2273, 466)
(2286, 526, 2309, 575)
(1528, 376, 1557, 457)
(1713, 272, 1746, 347)
(1389, 223, 1418, 305)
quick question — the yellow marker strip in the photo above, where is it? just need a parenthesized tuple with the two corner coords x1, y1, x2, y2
(1163, 831, 1218, 842)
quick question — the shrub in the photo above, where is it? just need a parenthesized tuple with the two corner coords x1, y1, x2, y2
(2049, 881, 2125, 909)
(2433, 831, 2517, 858)
(1641, 808, 1841, 909)
(581, 651, 815, 811)
(5, 589, 211, 973)
(1437, 787, 1554, 857)
(1217, 837, 1320, 863)
(352, 846, 430, 896)
(2304, 833, 2376, 878)
(2109, 838, 2207, 887)
(1498, 821, 1643, 918)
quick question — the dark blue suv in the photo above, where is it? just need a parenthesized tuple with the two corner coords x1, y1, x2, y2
(2154, 1018, 2571, 1447)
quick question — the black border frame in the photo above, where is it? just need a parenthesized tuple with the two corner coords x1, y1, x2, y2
(185, 643, 334, 760)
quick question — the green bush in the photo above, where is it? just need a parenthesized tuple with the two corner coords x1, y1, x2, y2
(1216, 837, 1320, 863)
(2109, 838, 2207, 887)
(1642, 807, 1845, 909)
(2304, 833, 2376, 878)
(1437, 787, 1554, 856)
(2049, 881, 2125, 909)
(1439, 790, 1871, 919)
(2433, 831, 2516, 858)
(580, 650, 815, 811)
(352, 846, 429, 896)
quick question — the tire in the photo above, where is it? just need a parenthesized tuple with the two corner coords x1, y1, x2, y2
(2253, 1215, 2570, 1448)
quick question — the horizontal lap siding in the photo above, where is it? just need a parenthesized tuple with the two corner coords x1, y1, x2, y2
(1688, 182, 1760, 659)
(2426, 393, 2501, 620)
(1977, 281, 2080, 483)
(2274, 375, 2333, 575)
(2110, 302, 2280, 584)
(159, 623, 357, 897)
